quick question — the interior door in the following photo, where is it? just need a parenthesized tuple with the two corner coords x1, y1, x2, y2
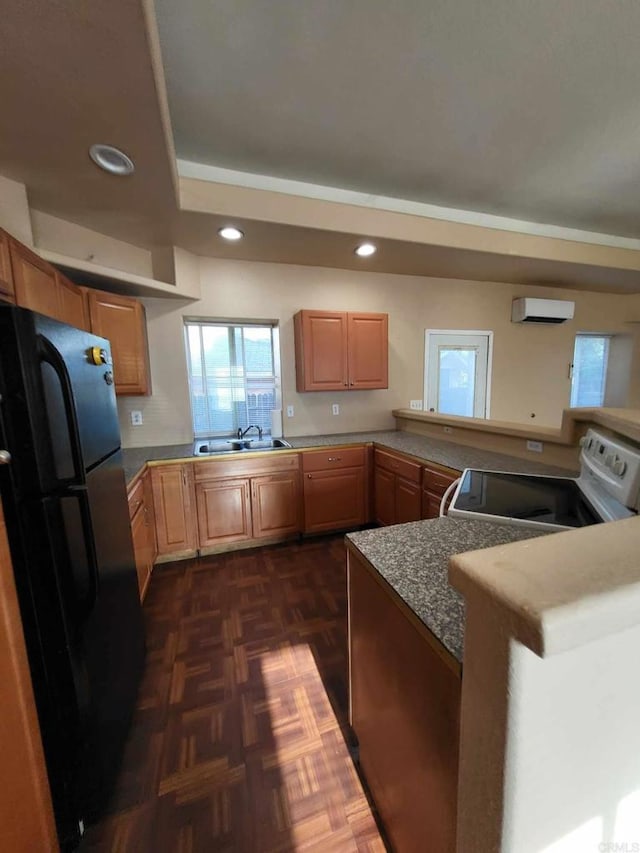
(425, 332, 490, 418)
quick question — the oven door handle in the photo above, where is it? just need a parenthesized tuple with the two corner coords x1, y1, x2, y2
(440, 477, 461, 517)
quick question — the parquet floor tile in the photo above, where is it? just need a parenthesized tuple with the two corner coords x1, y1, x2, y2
(81, 536, 387, 853)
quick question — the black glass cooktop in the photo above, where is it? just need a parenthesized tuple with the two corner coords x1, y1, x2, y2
(453, 470, 601, 528)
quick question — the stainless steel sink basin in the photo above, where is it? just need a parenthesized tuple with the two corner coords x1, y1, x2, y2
(193, 438, 291, 456)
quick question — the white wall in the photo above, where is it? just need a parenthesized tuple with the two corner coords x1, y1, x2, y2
(117, 256, 640, 447)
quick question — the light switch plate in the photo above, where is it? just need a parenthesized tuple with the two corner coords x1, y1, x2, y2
(130, 410, 143, 426)
(410, 400, 423, 410)
(332, 404, 340, 416)
(286, 405, 294, 417)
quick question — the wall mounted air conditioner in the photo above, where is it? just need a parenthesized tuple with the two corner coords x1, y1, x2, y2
(511, 297, 575, 324)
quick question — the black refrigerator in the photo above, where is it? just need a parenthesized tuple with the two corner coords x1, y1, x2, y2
(0, 304, 145, 850)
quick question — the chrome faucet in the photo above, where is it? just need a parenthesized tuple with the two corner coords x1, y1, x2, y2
(238, 425, 263, 439)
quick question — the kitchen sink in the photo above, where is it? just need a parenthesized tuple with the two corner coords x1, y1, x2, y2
(193, 438, 292, 456)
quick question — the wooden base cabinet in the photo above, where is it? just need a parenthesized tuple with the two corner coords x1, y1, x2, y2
(348, 545, 461, 853)
(151, 464, 197, 560)
(128, 470, 157, 599)
(194, 454, 301, 552)
(422, 464, 460, 520)
(374, 448, 422, 526)
(302, 447, 367, 533)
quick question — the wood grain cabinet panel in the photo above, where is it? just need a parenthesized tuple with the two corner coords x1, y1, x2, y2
(294, 309, 388, 392)
(55, 272, 89, 330)
(142, 469, 157, 565)
(0, 230, 15, 299)
(0, 501, 58, 851)
(251, 472, 301, 538)
(86, 288, 150, 395)
(348, 546, 461, 853)
(151, 465, 197, 558)
(374, 448, 423, 526)
(302, 446, 367, 534)
(347, 313, 389, 389)
(9, 239, 59, 318)
(131, 503, 150, 598)
(196, 478, 252, 547)
(421, 465, 460, 520)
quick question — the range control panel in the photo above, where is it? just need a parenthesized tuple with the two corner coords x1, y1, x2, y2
(580, 429, 640, 511)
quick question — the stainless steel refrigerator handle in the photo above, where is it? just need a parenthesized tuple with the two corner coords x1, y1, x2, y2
(0, 450, 11, 464)
(37, 334, 84, 485)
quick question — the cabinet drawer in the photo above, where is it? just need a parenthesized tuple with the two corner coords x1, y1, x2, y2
(374, 449, 421, 483)
(423, 466, 459, 495)
(127, 478, 144, 520)
(194, 452, 299, 482)
(302, 446, 365, 473)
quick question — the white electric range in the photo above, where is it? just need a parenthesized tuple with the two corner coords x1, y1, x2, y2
(447, 428, 640, 532)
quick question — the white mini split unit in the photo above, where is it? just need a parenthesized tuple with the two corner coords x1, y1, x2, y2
(511, 297, 575, 324)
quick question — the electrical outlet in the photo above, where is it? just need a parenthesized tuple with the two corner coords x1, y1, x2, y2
(527, 440, 543, 453)
(286, 405, 294, 417)
(130, 410, 143, 426)
(443, 426, 453, 434)
(409, 400, 423, 410)
(332, 403, 340, 416)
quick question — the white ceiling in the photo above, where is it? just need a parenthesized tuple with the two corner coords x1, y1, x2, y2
(154, 0, 640, 238)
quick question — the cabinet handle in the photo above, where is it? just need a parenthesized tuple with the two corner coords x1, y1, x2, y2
(0, 450, 11, 465)
(307, 474, 312, 479)
(344, 382, 348, 386)
(350, 381, 355, 386)
(327, 456, 342, 462)
(182, 469, 188, 487)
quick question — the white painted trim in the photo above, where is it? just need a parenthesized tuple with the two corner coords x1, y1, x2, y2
(178, 159, 640, 252)
(424, 329, 494, 419)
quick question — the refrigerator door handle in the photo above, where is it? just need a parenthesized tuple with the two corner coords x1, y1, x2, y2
(37, 334, 84, 485)
(61, 487, 100, 617)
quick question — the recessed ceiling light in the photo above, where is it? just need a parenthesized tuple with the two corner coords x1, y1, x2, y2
(218, 226, 244, 241)
(88, 144, 135, 176)
(355, 242, 377, 257)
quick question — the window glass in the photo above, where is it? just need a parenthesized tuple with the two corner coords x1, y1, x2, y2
(437, 347, 477, 417)
(185, 321, 277, 437)
(570, 335, 610, 408)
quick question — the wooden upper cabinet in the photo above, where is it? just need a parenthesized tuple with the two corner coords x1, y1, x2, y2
(9, 238, 59, 318)
(86, 288, 151, 395)
(294, 310, 388, 392)
(294, 310, 349, 391)
(55, 273, 89, 331)
(347, 313, 388, 389)
(0, 230, 15, 300)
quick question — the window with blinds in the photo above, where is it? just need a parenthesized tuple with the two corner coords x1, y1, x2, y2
(185, 320, 279, 437)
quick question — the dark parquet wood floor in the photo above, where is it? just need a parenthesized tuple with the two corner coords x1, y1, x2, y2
(81, 536, 387, 853)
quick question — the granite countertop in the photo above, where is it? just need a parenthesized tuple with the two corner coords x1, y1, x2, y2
(122, 429, 576, 485)
(347, 518, 550, 663)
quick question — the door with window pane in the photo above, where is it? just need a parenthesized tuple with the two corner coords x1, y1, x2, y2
(425, 333, 491, 418)
(570, 335, 610, 408)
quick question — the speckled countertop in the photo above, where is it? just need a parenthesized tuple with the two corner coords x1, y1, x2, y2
(122, 429, 576, 484)
(347, 518, 550, 663)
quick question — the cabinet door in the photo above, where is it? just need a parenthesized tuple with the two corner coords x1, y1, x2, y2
(142, 469, 157, 564)
(9, 239, 59, 318)
(151, 465, 196, 556)
(303, 467, 366, 534)
(196, 478, 252, 547)
(422, 491, 442, 520)
(252, 472, 301, 538)
(294, 310, 348, 391)
(347, 313, 388, 389)
(87, 288, 150, 395)
(56, 273, 89, 330)
(131, 505, 150, 598)
(395, 476, 422, 524)
(0, 231, 15, 299)
(374, 466, 396, 526)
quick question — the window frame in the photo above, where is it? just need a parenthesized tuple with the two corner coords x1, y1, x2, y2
(569, 333, 611, 409)
(184, 317, 281, 438)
